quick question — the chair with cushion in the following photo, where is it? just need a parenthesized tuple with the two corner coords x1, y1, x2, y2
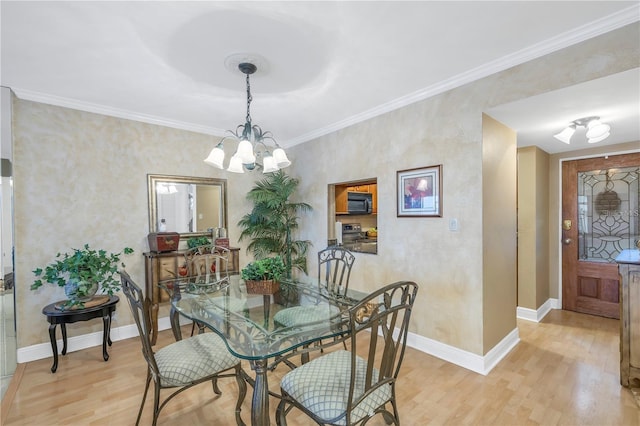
(183, 244, 231, 288)
(182, 245, 232, 336)
(119, 270, 247, 426)
(274, 246, 355, 327)
(273, 247, 356, 366)
(276, 280, 419, 426)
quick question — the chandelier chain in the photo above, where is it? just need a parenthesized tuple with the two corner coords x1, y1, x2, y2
(246, 73, 252, 125)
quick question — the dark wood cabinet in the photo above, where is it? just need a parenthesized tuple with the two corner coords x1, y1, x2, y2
(616, 249, 640, 388)
(143, 247, 240, 344)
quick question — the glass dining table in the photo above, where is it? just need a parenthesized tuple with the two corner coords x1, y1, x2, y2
(160, 274, 369, 426)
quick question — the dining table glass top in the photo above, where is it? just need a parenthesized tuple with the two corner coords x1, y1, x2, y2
(161, 275, 369, 361)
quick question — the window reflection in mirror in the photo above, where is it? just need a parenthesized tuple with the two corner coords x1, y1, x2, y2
(147, 174, 227, 237)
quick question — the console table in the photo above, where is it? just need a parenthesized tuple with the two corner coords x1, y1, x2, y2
(42, 295, 118, 373)
(143, 247, 240, 344)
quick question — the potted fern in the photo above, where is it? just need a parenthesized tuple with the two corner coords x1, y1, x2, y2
(31, 244, 134, 308)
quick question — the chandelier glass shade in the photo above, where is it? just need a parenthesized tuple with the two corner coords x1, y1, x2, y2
(204, 62, 291, 174)
(553, 116, 610, 145)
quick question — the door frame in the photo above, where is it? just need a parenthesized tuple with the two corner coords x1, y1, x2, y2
(556, 149, 640, 309)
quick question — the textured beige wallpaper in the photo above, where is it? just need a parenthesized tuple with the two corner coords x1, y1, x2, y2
(11, 23, 639, 358)
(11, 100, 259, 349)
(517, 146, 550, 311)
(482, 114, 517, 354)
(287, 23, 638, 355)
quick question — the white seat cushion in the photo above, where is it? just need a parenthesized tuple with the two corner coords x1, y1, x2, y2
(280, 350, 392, 425)
(155, 332, 238, 387)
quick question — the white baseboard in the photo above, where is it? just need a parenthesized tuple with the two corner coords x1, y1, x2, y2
(516, 298, 559, 323)
(16, 316, 177, 364)
(19, 315, 520, 377)
(406, 326, 520, 376)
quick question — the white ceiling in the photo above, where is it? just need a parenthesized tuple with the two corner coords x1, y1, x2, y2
(1, 1, 639, 154)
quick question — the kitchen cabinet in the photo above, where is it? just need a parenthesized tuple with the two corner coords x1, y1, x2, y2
(335, 186, 348, 214)
(335, 183, 377, 215)
(143, 247, 240, 344)
(616, 249, 640, 388)
(349, 185, 370, 193)
(370, 183, 377, 214)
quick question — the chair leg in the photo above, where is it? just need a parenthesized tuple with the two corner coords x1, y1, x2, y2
(388, 398, 400, 425)
(211, 377, 221, 395)
(275, 398, 288, 426)
(234, 364, 248, 426)
(136, 371, 152, 426)
(152, 380, 161, 426)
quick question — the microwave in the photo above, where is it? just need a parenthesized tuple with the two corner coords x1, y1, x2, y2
(347, 192, 373, 215)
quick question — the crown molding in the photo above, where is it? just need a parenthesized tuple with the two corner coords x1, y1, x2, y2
(286, 5, 640, 147)
(11, 4, 640, 147)
(10, 88, 228, 137)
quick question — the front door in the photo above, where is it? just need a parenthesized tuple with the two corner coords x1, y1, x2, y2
(562, 153, 640, 319)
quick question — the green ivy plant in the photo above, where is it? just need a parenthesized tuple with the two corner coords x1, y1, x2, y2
(31, 244, 134, 302)
(241, 256, 286, 282)
(187, 236, 211, 249)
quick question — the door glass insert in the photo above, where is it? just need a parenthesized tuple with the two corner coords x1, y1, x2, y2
(577, 166, 639, 262)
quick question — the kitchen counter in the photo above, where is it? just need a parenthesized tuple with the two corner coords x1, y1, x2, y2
(342, 238, 377, 254)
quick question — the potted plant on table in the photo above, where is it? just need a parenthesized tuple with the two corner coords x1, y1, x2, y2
(31, 244, 134, 308)
(241, 256, 286, 295)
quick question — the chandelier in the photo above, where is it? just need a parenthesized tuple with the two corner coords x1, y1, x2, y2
(553, 116, 611, 145)
(204, 62, 291, 173)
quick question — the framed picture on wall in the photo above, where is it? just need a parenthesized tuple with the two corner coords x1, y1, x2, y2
(397, 165, 442, 217)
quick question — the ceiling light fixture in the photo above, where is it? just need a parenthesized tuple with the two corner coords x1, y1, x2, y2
(204, 62, 290, 174)
(553, 116, 610, 145)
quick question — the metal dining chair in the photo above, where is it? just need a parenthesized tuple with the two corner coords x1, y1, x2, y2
(276, 280, 419, 426)
(274, 246, 356, 327)
(182, 245, 231, 336)
(119, 270, 247, 426)
(273, 246, 356, 367)
(318, 246, 356, 296)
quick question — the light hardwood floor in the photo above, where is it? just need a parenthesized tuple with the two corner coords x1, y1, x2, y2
(2, 309, 639, 425)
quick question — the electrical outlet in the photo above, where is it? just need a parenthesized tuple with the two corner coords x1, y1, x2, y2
(449, 218, 458, 231)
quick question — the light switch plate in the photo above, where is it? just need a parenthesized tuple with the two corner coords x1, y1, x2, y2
(449, 218, 458, 231)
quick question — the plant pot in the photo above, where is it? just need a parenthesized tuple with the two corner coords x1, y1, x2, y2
(64, 278, 98, 302)
(245, 279, 280, 295)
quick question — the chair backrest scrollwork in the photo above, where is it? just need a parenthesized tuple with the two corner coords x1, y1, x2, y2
(318, 246, 355, 296)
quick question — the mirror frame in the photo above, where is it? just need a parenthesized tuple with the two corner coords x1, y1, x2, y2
(147, 173, 228, 238)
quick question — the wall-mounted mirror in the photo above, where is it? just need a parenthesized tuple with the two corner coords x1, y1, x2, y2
(147, 174, 227, 237)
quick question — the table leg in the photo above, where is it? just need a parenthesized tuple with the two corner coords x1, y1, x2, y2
(102, 312, 110, 361)
(107, 306, 113, 346)
(250, 359, 270, 426)
(263, 295, 270, 327)
(48, 324, 58, 373)
(151, 302, 159, 345)
(61, 323, 68, 355)
(170, 305, 183, 341)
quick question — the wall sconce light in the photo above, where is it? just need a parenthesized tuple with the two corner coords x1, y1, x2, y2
(554, 116, 610, 144)
(204, 62, 291, 174)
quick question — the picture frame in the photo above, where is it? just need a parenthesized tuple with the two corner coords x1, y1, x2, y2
(397, 165, 442, 217)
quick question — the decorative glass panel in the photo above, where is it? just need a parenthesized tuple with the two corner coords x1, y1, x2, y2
(577, 166, 639, 262)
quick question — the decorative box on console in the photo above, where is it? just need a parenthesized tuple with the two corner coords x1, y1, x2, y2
(215, 238, 230, 249)
(147, 232, 180, 252)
